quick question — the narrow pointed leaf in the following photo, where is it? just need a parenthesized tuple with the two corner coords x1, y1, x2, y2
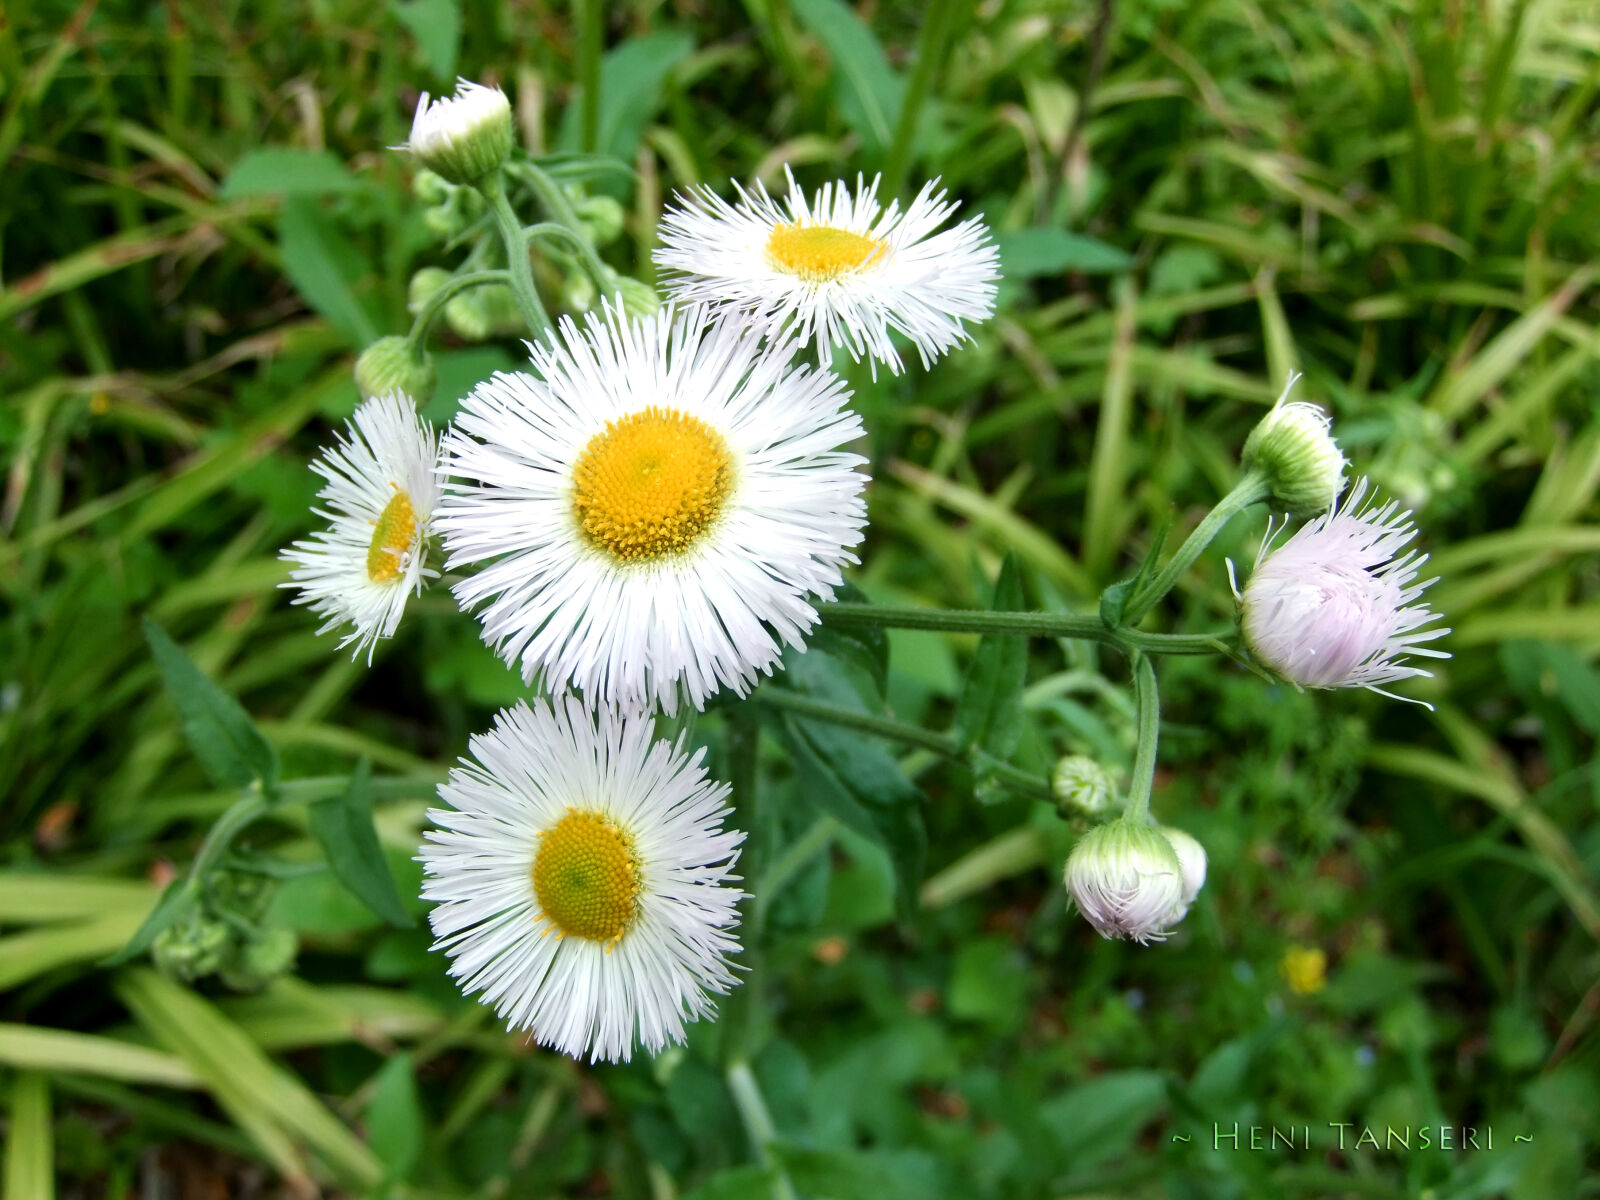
(142, 618, 278, 790)
(307, 759, 414, 928)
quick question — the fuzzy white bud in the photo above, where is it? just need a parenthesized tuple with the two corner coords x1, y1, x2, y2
(1239, 478, 1449, 702)
(406, 80, 514, 186)
(1156, 826, 1207, 926)
(1242, 375, 1347, 517)
(1051, 755, 1117, 819)
(1063, 820, 1186, 944)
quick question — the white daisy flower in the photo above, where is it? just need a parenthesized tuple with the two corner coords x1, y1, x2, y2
(1236, 478, 1449, 704)
(419, 697, 745, 1063)
(437, 302, 869, 712)
(405, 79, 514, 186)
(653, 168, 999, 376)
(281, 393, 440, 662)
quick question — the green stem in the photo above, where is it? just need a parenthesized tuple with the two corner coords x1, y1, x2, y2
(478, 172, 552, 339)
(754, 815, 838, 932)
(405, 268, 513, 342)
(883, 0, 961, 196)
(518, 160, 617, 293)
(574, 0, 602, 154)
(185, 791, 272, 896)
(756, 688, 1055, 801)
(1124, 653, 1159, 823)
(819, 602, 1231, 656)
(1122, 470, 1271, 625)
(725, 1059, 798, 1200)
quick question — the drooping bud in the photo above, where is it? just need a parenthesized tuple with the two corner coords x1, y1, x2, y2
(151, 911, 233, 982)
(571, 189, 626, 246)
(616, 277, 662, 319)
(406, 80, 514, 187)
(220, 928, 299, 992)
(408, 267, 453, 315)
(443, 284, 523, 340)
(1063, 819, 1185, 944)
(1051, 755, 1117, 819)
(355, 336, 437, 403)
(1241, 374, 1347, 517)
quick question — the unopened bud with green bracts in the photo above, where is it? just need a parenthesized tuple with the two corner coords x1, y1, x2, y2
(1051, 755, 1117, 819)
(355, 336, 437, 404)
(1241, 373, 1347, 517)
(1063, 818, 1186, 943)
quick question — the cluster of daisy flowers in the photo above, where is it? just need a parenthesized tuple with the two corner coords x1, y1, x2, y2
(279, 81, 1000, 1062)
(279, 79, 1451, 1056)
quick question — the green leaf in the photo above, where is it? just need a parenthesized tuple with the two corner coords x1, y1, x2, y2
(366, 1052, 424, 1179)
(393, 0, 461, 82)
(142, 619, 278, 790)
(557, 32, 695, 161)
(218, 149, 361, 199)
(278, 197, 381, 348)
(769, 1144, 945, 1200)
(811, 580, 889, 698)
(773, 650, 926, 919)
(101, 880, 192, 967)
(1036, 1069, 1169, 1169)
(4, 1072, 52, 1200)
(996, 228, 1133, 277)
(791, 0, 903, 154)
(953, 554, 1026, 760)
(307, 760, 415, 928)
(680, 1166, 779, 1200)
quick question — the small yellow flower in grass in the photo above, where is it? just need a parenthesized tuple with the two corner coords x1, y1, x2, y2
(419, 698, 746, 1064)
(1281, 945, 1327, 995)
(437, 302, 869, 713)
(654, 168, 998, 376)
(280, 394, 440, 662)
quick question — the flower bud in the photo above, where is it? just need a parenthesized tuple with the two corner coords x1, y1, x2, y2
(408, 267, 453, 315)
(220, 928, 298, 992)
(1241, 374, 1346, 516)
(571, 189, 626, 246)
(443, 284, 523, 340)
(355, 336, 437, 403)
(1064, 819, 1186, 943)
(406, 80, 514, 187)
(151, 912, 233, 982)
(1051, 755, 1117, 819)
(412, 168, 452, 206)
(1156, 825, 1207, 925)
(616, 277, 662, 319)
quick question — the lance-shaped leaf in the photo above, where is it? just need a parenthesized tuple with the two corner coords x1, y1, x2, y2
(307, 759, 414, 928)
(142, 619, 278, 791)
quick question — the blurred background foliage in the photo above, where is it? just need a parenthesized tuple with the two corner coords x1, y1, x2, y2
(2, 0, 1599, 1196)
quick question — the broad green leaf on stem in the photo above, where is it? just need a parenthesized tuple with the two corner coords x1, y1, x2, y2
(556, 32, 695, 162)
(219, 149, 362, 199)
(4, 1072, 51, 1200)
(996, 228, 1133, 278)
(791, 0, 903, 155)
(953, 553, 1026, 761)
(0, 1025, 198, 1088)
(307, 759, 415, 928)
(773, 648, 927, 919)
(769, 1143, 945, 1200)
(100, 878, 191, 968)
(811, 580, 889, 699)
(366, 1052, 424, 1180)
(393, 0, 462, 83)
(142, 618, 278, 790)
(278, 197, 381, 348)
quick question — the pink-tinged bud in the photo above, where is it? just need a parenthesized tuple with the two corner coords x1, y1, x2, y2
(1064, 820, 1186, 944)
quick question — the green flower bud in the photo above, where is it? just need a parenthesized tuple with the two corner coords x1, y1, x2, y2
(406, 81, 514, 187)
(412, 169, 452, 206)
(561, 271, 597, 314)
(408, 267, 453, 315)
(152, 912, 233, 982)
(444, 284, 523, 340)
(1051, 755, 1117, 819)
(220, 928, 298, 992)
(572, 192, 626, 246)
(1242, 373, 1347, 517)
(355, 336, 437, 403)
(616, 276, 662, 320)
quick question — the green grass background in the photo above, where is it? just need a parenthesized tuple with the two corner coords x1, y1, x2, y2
(2, 0, 1599, 1196)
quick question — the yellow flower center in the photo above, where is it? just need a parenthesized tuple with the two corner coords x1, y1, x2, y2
(532, 809, 641, 944)
(366, 490, 417, 582)
(572, 406, 734, 563)
(766, 222, 887, 281)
